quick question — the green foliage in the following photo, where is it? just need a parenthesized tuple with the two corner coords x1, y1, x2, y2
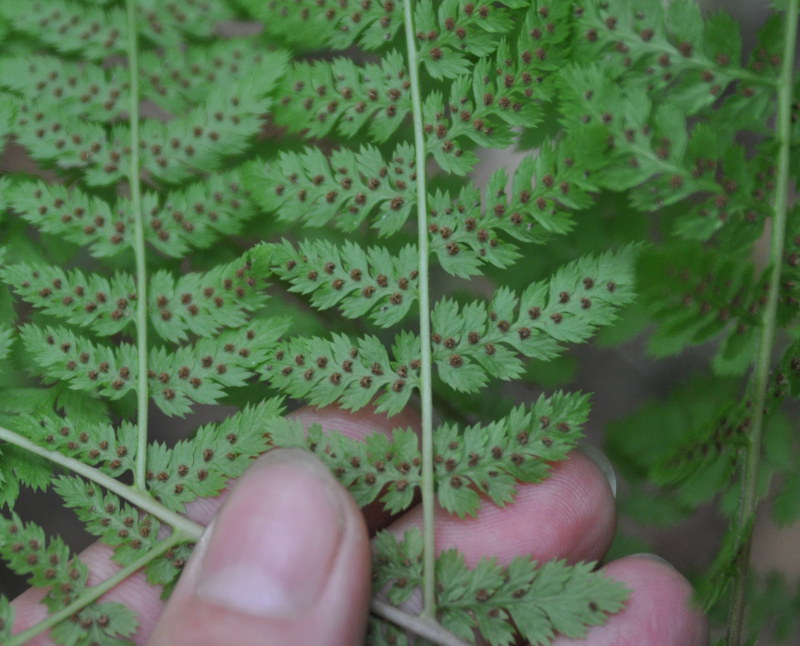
(0, 0, 798, 644)
(371, 529, 628, 646)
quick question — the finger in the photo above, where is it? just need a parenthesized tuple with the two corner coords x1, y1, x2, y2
(11, 404, 400, 645)
(147, 448, 371, 646)
(386, 449, 616, 567)
(550, 555, 709, 646)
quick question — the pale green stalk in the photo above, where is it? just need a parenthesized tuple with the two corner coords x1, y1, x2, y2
(401, 0, 436, 621)
(6, 533, 188, 646)
(0, 426, 204, 540)
(727, 2, 798, 643)
(125, 0, 149, 492)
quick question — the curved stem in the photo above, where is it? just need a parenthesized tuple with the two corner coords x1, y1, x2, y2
(401, 0, 436, 622)
(370, 600, 472, 646)
(0, 426, 204, 541)
(727, 2, 798, 643)
(125, 0, 149, 492)
(6, 532, 188, 646)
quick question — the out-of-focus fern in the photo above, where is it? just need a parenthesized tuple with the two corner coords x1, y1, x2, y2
(0, 0, 797, 645)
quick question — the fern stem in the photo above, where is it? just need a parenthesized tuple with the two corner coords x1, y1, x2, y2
(370, 600, 472, 646)
(727, 2, 798, 643)
(124, 0, 149, 492)
(5, 532, 188, 646)
(0, 426, 204, 541)
(402, 0, 436, 621)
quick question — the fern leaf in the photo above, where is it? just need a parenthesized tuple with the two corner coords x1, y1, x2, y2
(430, 248, 637, 393)
(0, 513, 89, 608)
(414, 0, 521, 80)
(2, 262, 136, 336)
(577, 0, 770, 113)
(145, 398, 283, 511)
(149, 317, 290, 417)
(373, 529, 628, 646)
(20, 323, 139, 401)
(0, 444, 52, 508)
(263, 239, 418, 327)
(48, 601, 139, 646)
(247, 143, 416, 235)
(1, 0, 126, 61)
(434, 394, 587, 518)
(148, 250, 269, 343)
(10, 102, 117, 185)
(237, 0, 403, 51)
(137, 79, 275, 184)
(140, 42, 284, 114)
(19, 320, 287, 416)
(53, 475, 162, 565)
(272, 53, 411, 143)
(270, 392, 586, 518)
(12, 413, 137, 479)
(136, 170, 258, 257)
(638, 243, 763, 373)
(263, 332, 419, 415)
(0, 56, 128, 122)
(136, 0, 235, 44)
(6, 180, 126, 257)
(270, 419, 422, 514)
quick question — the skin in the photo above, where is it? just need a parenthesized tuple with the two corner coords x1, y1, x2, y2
(12, 406, 709, 645)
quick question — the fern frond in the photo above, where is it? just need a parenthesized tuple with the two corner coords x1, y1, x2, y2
(577, 0, 772, 113)
(237, 0, 403, 51)
(248, 143, 416, 235)
(53, 475, 162, 565)
(373, 529, 628, 646)
(1, 0, 126, 61)
(263, 239, 418, 327)
(10, 103, 116, 185)
(638, 243, 763, 374)
(19, 319, 287, 416)
(137, 170, 258, 257)
(137, 79, 276, 184)
(136, 0, 235, 44)
(6, 180, 126, 257)
(0, 444, 52, 507)
(433, 393, 587, 517)
(21, 323, 139, 401)
(12, 413, 137, 479)
(148, 250, 269, 343)
(149, 317, 289, 416)
(270, 392, 586, 518)
(0, 513, 89, 608)
(272, 53, 411, 143)
(429, 248, 637, 393)
(263, 332, 419, 415)
(0, 56, 128, 122)
(414, 0, 522, 80)
(140, 41, 280, 114)
(145, 398, 283, 511)
(2, 263, 136, 336)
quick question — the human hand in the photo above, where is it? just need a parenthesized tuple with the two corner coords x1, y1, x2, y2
(12, 406, 708, 645)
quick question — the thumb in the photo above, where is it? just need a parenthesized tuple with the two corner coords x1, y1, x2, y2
(147, 449, 371, 646)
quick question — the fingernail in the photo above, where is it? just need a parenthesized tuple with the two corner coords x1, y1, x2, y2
(195, 449, 345, 618)
(579, 442, 617, 498)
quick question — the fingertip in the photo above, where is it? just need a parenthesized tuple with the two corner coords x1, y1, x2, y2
(147, 449, 371, 646)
